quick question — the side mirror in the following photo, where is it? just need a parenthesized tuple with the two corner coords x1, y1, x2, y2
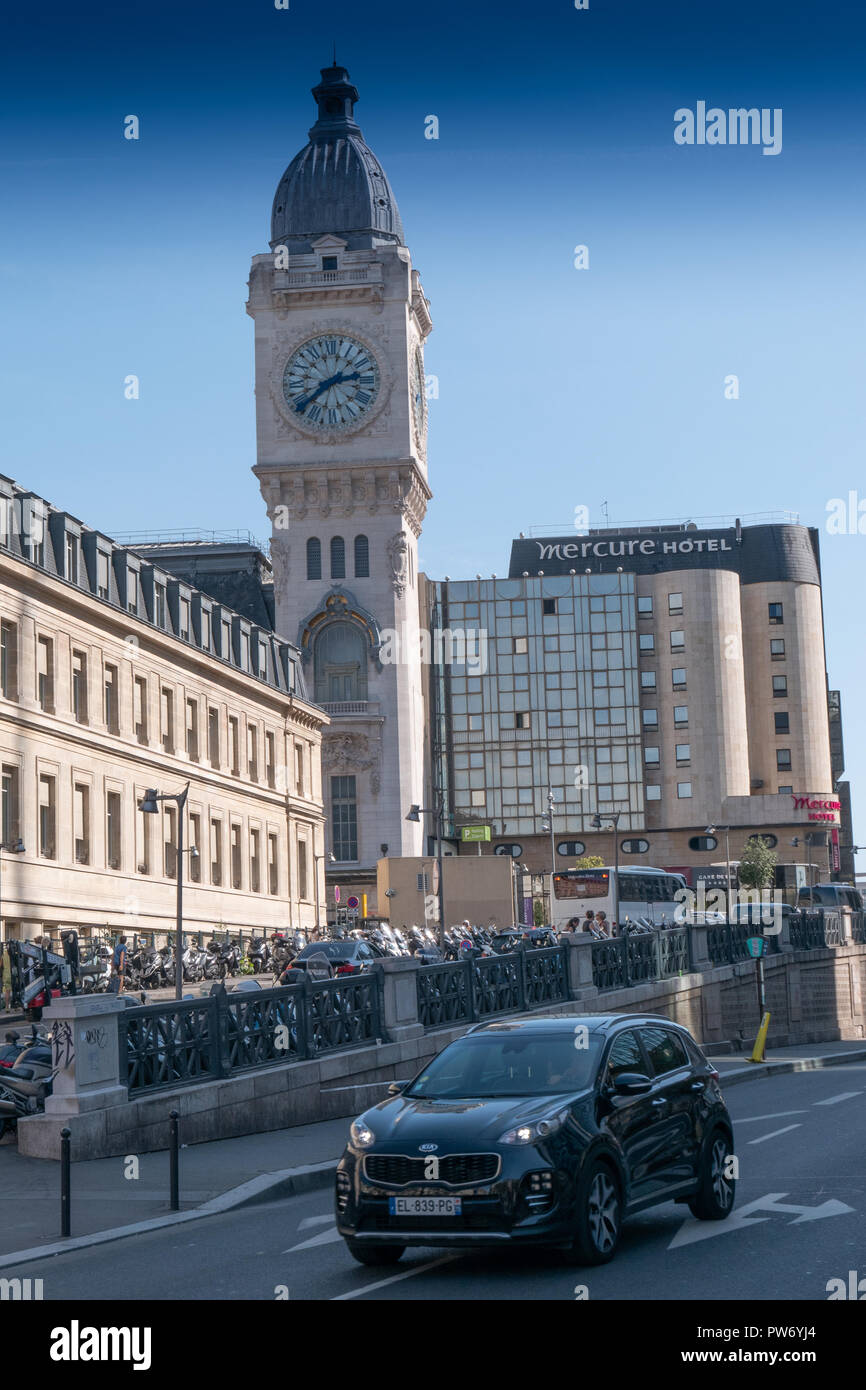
(386, 1082, 404, 1097)
(612, 1071, 653, 1096)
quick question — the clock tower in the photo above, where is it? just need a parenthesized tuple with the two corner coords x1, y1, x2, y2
(248, 64, 432, 910)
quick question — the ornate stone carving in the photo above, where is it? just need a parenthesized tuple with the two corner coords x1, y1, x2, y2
(386, 531, 409, 597)
(321, 731, 382, 797)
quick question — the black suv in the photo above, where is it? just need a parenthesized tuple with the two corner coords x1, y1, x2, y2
(336, 1013, 734, 1267)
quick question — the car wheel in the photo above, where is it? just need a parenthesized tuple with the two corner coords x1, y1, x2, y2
(344, 1239, 406, 1267)
(688, 1129, 735, 1221)
(567, 1158, 622, 1265)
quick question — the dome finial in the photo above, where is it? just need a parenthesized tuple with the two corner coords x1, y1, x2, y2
(309, 62, 361, 141)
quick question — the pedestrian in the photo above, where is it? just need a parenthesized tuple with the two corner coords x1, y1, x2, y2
(594, 911, 610, 938)
(582, 909, 596, 934)
(1, 942, 11, 1011)
(111, 934, 128, 994)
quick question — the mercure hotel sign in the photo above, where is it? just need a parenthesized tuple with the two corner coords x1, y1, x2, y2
(535, 537, 733, 560)
(507, 529, 740, 578)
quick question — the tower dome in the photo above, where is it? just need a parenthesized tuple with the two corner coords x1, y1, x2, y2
(270, 65, 405, 253)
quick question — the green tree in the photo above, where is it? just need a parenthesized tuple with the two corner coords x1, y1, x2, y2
(573, 855, 605, 870)
(533, 898, 545, 927)
(737, 837, 777, 892)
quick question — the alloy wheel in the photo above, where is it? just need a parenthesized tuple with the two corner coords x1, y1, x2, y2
(710, 1136, 733, 1209)
(588, 1170, 619, 1253)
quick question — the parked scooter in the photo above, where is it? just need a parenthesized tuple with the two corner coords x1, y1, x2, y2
(0, 1031, 55, 1136)
(246, 937, 270, 974)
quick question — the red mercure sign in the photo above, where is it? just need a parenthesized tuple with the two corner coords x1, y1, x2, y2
(792, 795, 841, 823)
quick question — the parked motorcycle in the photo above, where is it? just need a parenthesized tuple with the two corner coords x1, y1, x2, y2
(0, 1031, 55, 1136)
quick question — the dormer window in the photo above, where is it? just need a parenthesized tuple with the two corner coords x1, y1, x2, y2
(321, 256, 338, 272)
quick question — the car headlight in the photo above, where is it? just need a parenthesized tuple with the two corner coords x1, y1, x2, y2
(499, 1108, 569, 1145)
(350, 1118, 375, 1148)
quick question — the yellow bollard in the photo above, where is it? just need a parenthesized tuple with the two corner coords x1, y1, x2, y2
(361, 893, 368, 920)
(749, 1011, 771, 1063)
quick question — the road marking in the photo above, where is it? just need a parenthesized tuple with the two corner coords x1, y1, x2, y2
(814, 1092, 862, 1106)
(333, 1254, 461, 1299)
(734, 1111, 807, 1124)
(298, 1214, 334, 1232)
(284, 1227, 344, 1252)
(669, 1192, 855, 1248)
(748, 1124, 802, 1145)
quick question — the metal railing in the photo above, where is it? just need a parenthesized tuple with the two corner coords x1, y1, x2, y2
(591, 928, 691, 993)
(120, 973, 385, 1096)
(416, 946, 569, 1029)
(706, 923, 755, 967)
(789, 911, 842, 951)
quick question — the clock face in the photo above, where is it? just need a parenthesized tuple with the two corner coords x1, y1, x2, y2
(282, 335, 380, 432)
(411, 347, 426, 439)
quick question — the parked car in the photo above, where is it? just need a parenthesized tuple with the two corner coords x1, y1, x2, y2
(291, 939, 377, 976)
(796, 883, 863, 912)
(336, 1012, 735, 1267)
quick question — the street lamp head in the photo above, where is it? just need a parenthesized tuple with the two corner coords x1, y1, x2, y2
(705, 826, 716, 836)
(591, 814, 602, 830)
(328, 852, 336, 863)
(405, 805, 422, 823)
(189, 845, 199, 859)
(138, 790, 160, 814)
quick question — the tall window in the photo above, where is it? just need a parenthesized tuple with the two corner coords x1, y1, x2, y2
(208, 707, 220, 769)
(210, 818, 223, 886)
(231, 823, 242, 890)
(186, 698, 199, 761)
(97, 551, 110, 599)
(247, 724, 258, 781)
(354, 535, 369, 578)
(104, 664, 119, 734)
(295, 743, 304, 795)
(36, 636, 54, 712)
(330, 536, 346, 579)
(267, 832, 278, 895)
(38, 773, 56, 858)
(0, 621, 18, 700)
(250, 828, 261, 893)
(229, 716, 240, 775)
(136, 794, 151, 874)
(164, 807, 177, 878)
(106, 791, 122, 869)
(154, 583, 166, 628)
(73, 783, 90, 864)
(179, 597, 190, 640)
(134, 676, 148, 744)
(313, 622, 367, 703)
(306, 537, 322, 581)
(65, 534, 78, 584)
(265, 731, 275, 788)
(72, 650, 88, 724)
(331, 775, 358, 861)
(161, 687, 174, 753)
(1, 765, 20, 845)
(297, 837, 309, 900)
(127, 568, 138, 614)
(189, 813, 201, 882)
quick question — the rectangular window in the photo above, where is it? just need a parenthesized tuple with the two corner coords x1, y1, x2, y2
(38, 773, 56, 858)
(644, 747, 660, 765)
(677, 782, 692, 799)
(672, 667, 687, 689)
(515, 711, 529, 729)
(642, 709, 658, 728)
(208, 707, 220, 769)
(266, 731, 276, 788)
(161, 687, 174, 752)
(331, 775, 358, 861)
(639, 634, 655, 652)
(134, 675, 147, 744)
(136, 796, 150, 875)
(768, 602, 783, 624)
(1, 765, 20, 845)
(97, 551, 110, 599)
(673, 705, 688, 726)
(247, 725, 258, 780)
(640, 671, 656, 689)
(72, 649, 88, 724)
(229, 717, 240, 775)
(66, 534, 78, 584)
(201, 609, 211, 650)
(210, 818, 222, 886)
(189, 813, 201, 883)
(221, 619, 232, 661)
(258, 640, 268, 680)
(104, 664, 119, 734)
(776, 748, 792, 771)
(250, 828, 261, 893)
(773, 675, 788, 697)
(0, 621, 18, 700)
(186, 698, 199, 762)
(36, 635, 54, 712)
(106, 791, 121, 869)
(230, 823, 242, 890)
(668, 593, 683, 614)
(778, 785, 793, 795)
(637, 596, 653, 616)
(676, 743, 691, 762)
(669, 630, 685, 651)
(164, 807, 177, 879)
(770, 638, 786, 660)
(267, 833, 278, 895)
(154, 583, 166, 628)
(645, 785, 661, 801)
(73, 782, 90, 864)
(774, 711, 790, 734)
(542, 598, 557, 616)
(297, 838, 308, 900)
(127, 569, 138, 614)
(513, 636, 528, 654)
(240, 631, 250, 671)
(295, 743, 304, 796)
(179, 597, 190, 641)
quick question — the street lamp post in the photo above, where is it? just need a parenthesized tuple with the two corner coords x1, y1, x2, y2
(592, 812, 621, 930)
(406, 802, 445, 952)
(707, 825, 732, 921)
(138, 784, 189, 1000)
(314, 849, 336, 933)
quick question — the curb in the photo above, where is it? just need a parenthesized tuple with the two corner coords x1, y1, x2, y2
(0, 1158, 338, 1270)
(716, 1047, 866, 1088)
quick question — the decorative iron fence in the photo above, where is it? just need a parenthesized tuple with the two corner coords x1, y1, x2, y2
(707, 923, 754, 967)
(120, 973, 385, 1096)
(591, 927, 691, 993)
(849, 911, 866, 944)
(789, 911, 842, 951)
(416, 946, 569, 1029)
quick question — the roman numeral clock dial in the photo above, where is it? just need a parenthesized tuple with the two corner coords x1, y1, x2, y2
(282, 335, 380, 432)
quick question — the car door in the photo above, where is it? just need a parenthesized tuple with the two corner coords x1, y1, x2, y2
(637, 1025, 702, 1191)
(597, 1028, 662, 1208)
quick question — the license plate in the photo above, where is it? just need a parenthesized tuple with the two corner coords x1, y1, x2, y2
(388, 1196, 462, 1217)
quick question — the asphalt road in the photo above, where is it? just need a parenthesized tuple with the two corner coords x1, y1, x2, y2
(8, 1064, 866, 1302)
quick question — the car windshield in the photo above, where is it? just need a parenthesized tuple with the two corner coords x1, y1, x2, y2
(406, 1032, 604, 1099)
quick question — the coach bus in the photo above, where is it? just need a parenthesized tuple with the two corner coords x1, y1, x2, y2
(550, 866, 687, 932)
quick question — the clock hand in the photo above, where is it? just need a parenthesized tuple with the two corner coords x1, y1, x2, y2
(295, 370, 361, 413)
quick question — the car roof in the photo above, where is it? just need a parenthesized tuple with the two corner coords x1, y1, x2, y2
(467, 1013, 693, 1037)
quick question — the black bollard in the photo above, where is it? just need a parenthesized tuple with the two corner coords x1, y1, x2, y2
(169, 1110, 179, 1211)
(60, 1127, 71, 1237)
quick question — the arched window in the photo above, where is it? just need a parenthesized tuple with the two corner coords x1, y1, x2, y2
(306, 537, 321, 581)
(314, 622, 367, 703)
(330, 536, 346, 579)
(354, 534, 370, 578)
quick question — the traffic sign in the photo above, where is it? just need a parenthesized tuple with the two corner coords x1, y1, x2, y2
(347, 895, 360, 910)
(746, 936, 767, 958)
(461, 826, 490, 843)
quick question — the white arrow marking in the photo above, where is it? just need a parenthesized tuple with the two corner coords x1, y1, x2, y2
(332, 1254, 461, 1300)
(735, 1110, 807, 1123)
(669, 1191, 855, 1249)
(748, 1123, 802, 1144)
(814, 1092, 862, 1106)
(284, 1226, 344, 1252)
(298, 1214, 335, 1231)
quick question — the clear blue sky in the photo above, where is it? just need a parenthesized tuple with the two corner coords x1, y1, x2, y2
(2, 0, 864, 856)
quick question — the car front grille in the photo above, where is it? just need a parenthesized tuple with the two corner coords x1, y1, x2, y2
(364, 1153, 501, 1186)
